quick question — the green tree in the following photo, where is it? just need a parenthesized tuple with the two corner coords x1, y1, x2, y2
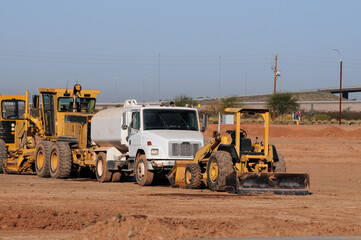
(267, 93, 299, 121)
(173, 94, 194, 107)
(220, 96, 239, 113)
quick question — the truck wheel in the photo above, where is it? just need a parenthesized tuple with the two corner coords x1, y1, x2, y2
(185, 163, 202, 189)
(49, 142, 72, 179)
(135, 155, 154, 186)
(35, 141, 53, 178)
(0, 139, 7, 173)
(95, 152, 112, 182)
(273, 154, 286, 173)
(111, 172, 122, 182)
(207, 151, 234, 191)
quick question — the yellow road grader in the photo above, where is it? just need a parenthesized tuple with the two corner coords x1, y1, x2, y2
(167, 108, 310, 195)
(0, 84, 100, 178)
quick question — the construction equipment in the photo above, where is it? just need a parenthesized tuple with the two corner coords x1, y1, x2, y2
(0, 84, 100, 178)
(0, 91, 47, 174)
(91, 100, 204, 185)
(0, 93, 29, 173)
(167, 108, 310, 195)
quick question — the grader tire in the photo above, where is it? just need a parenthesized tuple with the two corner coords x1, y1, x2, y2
(207, 151, 234, 191)
(49, 142, 72, 179)
(0, 139, 7, 173)
(35, 141, 53, 178)
(185, 163, 202, 189)
(95, 152, 112, 182)
(135, 155, 154, 186)
(273, 154, 286, 173)
(111, 172, 122, 182)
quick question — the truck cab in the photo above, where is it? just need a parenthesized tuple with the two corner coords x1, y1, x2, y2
(128, 106, 203, 167)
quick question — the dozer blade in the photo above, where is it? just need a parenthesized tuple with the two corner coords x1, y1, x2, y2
(225, 172, 310, 195)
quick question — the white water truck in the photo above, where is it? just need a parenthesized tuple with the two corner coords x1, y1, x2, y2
(91, 100, 204, 185)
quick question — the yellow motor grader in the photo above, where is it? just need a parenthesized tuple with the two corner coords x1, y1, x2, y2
(167, 108, 310, 195)
(0, 93, 35, 173)
(0, 84, 100, 178)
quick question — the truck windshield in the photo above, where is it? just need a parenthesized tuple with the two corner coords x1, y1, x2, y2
(143, 109, 198, 131)
(1, 100, 25, 119)
(58, 97, 96, 113)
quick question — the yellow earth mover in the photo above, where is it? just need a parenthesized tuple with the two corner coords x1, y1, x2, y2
(0, 93, 38, 173)
(167, 108, 310, 195)
(0, 84, 100, 178)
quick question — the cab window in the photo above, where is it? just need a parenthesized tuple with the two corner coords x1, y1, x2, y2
(131, 112, 140, 130)
(58, 97, 96, 113)
(1, 100, 25, 119)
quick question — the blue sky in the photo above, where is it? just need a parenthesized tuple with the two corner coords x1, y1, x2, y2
(1, 0, 361, 102)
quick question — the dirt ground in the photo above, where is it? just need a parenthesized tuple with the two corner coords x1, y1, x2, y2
(1, 124, 361, 240)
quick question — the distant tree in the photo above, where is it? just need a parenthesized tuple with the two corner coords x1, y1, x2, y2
(268, 93, 299, 121)
(173, 94, 194, 107)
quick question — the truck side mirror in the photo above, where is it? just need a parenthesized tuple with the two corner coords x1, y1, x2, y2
(201, 114, 208, 132)
(32, 95, 39, 108)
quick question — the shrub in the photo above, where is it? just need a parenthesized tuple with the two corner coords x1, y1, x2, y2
(313, 114, 331, 121)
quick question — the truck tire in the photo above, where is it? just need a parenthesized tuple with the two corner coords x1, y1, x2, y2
(95, 152, 112, 182)
(49, 142, 72, 179)
(207, 151, 234, 191)
(185, 163, 202, 189)
(0, 139, 7, 173)
(35, 141, 53, 178)
(273, 154, 286, 173)
(135, 155, 154, 186)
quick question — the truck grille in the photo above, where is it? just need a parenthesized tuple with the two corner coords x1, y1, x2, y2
(170, 142, 201, 157)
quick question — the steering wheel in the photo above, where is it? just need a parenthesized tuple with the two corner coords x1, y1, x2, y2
(240, 128, 247, 138)
(226, 129, 247, 138)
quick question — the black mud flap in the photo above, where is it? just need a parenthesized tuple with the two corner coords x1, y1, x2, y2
(225, 172, 310, 195)
(166, 166, 177, 188)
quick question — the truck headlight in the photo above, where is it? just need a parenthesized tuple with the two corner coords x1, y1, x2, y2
(151, 149, 159, 155)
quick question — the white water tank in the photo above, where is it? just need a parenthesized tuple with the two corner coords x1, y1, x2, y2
(91, 100, 139, 151)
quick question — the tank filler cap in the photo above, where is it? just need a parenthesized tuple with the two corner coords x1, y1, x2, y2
(124, 99, 138, 107)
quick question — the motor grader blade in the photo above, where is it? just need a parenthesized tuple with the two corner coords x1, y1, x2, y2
(225, 172, 310, 195)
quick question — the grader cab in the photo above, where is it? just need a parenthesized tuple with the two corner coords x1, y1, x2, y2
(167, 108, 310, 195)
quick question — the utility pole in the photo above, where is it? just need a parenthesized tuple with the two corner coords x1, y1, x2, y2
(272, 55, 278, 121)
(245, 68, 248, 95)
(339, 59, 343, 125)
(218, 55, 221, 99)
(332, 49, 342, 125)
(273, 55, 278, 96)
(142, 75, 145, 102)
(158, 53, 161, 102)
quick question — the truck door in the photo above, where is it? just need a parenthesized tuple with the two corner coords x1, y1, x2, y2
(128, 111, 141, 156)
(42, 94, 56, 136)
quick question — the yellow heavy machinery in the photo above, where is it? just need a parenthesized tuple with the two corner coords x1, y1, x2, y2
(167, 108, 310, 195)
(0, 93, 37, 173)
(0, 84, 100, 178)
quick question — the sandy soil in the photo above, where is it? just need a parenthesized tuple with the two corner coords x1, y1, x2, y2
(1, 124, 361, 240)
